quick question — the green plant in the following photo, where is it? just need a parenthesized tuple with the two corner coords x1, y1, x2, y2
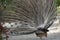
(0, 0, 12, 9)
(56, 0, 60, 6)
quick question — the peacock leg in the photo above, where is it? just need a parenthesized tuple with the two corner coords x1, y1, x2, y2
(35, 32, 47, 40)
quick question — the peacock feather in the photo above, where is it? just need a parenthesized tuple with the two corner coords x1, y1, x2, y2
(0, 0, 56, 34)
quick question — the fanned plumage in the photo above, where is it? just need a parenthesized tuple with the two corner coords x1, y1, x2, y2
(0, 0, 56, 33)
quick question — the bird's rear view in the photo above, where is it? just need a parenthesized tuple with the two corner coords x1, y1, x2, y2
(0, 0, 56, 39)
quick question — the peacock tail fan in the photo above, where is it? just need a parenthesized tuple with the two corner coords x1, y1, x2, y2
(0, 0, 56, 33)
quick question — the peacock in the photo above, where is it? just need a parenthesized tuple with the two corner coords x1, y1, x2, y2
(0, 0, 56, 38)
